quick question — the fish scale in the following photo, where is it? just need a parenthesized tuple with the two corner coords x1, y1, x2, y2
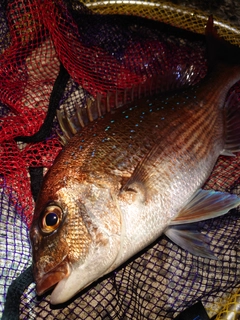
(54, 71, 222, 192)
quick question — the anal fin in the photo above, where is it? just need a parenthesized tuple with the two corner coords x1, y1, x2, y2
(165, 225, 216, 259)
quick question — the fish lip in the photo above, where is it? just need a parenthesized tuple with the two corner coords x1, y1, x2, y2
(35, 260, 70, 296)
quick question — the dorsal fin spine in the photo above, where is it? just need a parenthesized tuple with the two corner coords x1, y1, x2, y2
(76, 107, 85, 128)
(106, 91, 111, 112)
(86, 99, 94, 122)
(96, 92, 102, 117)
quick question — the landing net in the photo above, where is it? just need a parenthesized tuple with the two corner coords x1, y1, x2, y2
(1, 0, 240, 319)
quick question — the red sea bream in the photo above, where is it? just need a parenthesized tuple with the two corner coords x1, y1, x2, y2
(30, 18, 240, 304)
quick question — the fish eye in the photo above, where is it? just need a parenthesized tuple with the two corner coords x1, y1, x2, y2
(41, 205, 63, 234)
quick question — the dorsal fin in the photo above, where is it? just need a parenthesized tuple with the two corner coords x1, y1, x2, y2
(57, 98, 96, 145)
(57, 63, 203, 145)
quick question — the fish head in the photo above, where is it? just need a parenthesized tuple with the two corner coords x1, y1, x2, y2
(30, 172, 122, 304)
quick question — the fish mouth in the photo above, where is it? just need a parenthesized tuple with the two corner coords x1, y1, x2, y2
(36, 260, 70, 296)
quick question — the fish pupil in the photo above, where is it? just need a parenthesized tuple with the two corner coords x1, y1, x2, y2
(45, 213, 58, 226)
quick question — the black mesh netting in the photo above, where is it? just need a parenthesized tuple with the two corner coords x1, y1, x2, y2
(1, 0, 240, 319)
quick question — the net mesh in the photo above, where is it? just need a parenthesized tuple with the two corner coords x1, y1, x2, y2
(0, 178, 31, 316)
(1, 0, 240, 319)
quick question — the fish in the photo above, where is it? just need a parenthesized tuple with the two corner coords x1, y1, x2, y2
(30, 17, 240, 304)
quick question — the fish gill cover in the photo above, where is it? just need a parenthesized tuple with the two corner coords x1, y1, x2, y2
(0, 0, 240, 319)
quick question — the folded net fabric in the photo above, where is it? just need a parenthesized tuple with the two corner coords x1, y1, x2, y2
(0, 0, 240, 319)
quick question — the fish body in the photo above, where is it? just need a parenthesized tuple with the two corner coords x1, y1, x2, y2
(30, 23, 240, 304)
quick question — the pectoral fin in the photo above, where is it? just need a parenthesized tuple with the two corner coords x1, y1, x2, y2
(164, 189, 240, 258)
(164, 225, 216, 259)
(170, 189, 240, 225)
